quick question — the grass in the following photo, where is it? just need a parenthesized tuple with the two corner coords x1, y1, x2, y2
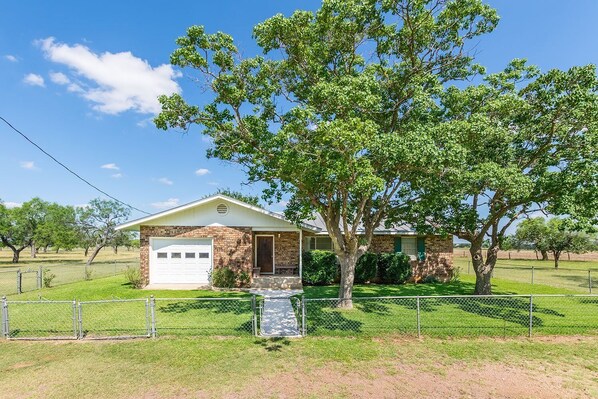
(0, 336, 597, 398)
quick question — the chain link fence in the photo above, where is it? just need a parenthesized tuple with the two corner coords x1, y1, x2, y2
(0, 262, 135, 296)
(304, 295, 598, 338)
(1, 294, 596, 340)
(461, 262, 597, 293)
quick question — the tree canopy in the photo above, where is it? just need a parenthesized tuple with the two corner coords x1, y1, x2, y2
(155, 0, 500, 303)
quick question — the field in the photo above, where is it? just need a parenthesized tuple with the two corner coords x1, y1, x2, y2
(1, 249, 597, 398)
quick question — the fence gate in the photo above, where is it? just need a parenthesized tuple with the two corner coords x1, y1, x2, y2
(78, 299, 151, 339)
(2, 298, 77, 340)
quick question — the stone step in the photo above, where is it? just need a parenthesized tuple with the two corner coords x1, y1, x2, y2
(251, 276, 303, 290)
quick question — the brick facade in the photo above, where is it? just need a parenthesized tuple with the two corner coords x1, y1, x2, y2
(140, 225, 253, 286)
(368, 234, 454, 282)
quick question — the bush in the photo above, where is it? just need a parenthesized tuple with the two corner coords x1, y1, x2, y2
(422, 275, 440, 284)
(355, 252, 378, 283)
(124, 266, 144, 289)
(379, 252, 412, 284)
(42, 268, 56, 288)
(302, 250, 339, 285)
(237, 271, 251, 288)
(211, 267, 237, 288)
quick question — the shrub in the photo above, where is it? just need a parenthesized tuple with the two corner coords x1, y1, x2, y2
(237, 271, 251, 288)
(211, 267, 237, 288)
(302, 250, 339, 285)
(124, 266, 144, 289)
(42, 268, 56, 288)
(422, 274, 440, 284)
(355, 252, 378, 283)
(379, 252, 412, 284)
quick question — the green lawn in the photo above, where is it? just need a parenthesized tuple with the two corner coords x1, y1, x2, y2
(0, 336, 597, 398)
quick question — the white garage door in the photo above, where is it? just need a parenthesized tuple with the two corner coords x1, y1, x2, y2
(150, 238, 212, 284)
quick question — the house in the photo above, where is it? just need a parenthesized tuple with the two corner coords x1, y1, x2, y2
(116, 194, 453, 288)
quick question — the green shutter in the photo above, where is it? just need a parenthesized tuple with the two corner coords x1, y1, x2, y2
(417, 237, 426, 261)
(394, 237, 402, 253)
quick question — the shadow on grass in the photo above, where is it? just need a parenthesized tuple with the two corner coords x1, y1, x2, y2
(254, 337, 291, 352)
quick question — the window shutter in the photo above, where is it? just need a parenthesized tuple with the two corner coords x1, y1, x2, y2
(417, 237, 426, 261)
(394, 237, 402, 253)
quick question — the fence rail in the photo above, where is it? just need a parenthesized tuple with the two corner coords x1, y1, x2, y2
(1, 294, 597, 340)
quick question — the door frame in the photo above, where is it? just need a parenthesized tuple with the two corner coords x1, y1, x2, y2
(254, 234, 275, 275)
(148, 237, 214, 284)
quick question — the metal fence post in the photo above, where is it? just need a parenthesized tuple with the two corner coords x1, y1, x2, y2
(1, 296, 8, 338)
(467, 261, 470, 275)
(301, 295, 306, 337)
(38, 266, 43, 289)
(251, 295, 257, 336)
(150, 295, 157, 338)
(416, 296, 421, 338)
(589, 270, 592, 294)
(77, 302, 84, 339)
(531, 266, 534, 285)
(528, 295, 533, 338)
(16, 269, 22, 294)
(72, 300, 78, 338)
(145, 298, 151, 337)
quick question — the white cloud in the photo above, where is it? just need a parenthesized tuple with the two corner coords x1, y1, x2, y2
(195, 168, 210, 176)
(151, 198, 179, 209)
(157, 177, 173, 185)
(37, 37, 181, 115)
(49, 71, 70, 85)
(23, 73, 45, 87)
(5, 55, 18, 62)
(111, 173, 123, 179)
(101, 163, 119, 170)
(3, 201, 22, 209)
(20, 161, 37, 170)
(207, 181, 219, 186)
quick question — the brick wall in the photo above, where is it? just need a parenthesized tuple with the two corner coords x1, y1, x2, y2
(140, 225, 253, 286)
(369, 234, 454, 282)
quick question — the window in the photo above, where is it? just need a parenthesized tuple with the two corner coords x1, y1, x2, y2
(157, 252, 167, 259)
(198, 252, 210, 259)
(171, 252, 181, 259)
(185, 253, 196, 259)
(305, 236, 333, 251)
(401, 237, 417, 257)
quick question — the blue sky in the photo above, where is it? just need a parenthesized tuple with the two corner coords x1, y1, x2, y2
(1, 0, 597, 220)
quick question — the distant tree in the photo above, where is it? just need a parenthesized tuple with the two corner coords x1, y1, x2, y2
(35, 203, 79, 253)
(0, 198, 48, 263)
(515, 217, 550, 261)
(77, 199, 131, 265)
(111, 231, 134, 254)
(214, 189, 261, 207)
(544, 218, 593, 269)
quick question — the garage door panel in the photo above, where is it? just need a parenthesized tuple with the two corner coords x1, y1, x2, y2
(150, 238, 212, 284)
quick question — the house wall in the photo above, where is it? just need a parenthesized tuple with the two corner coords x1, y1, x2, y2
(255, 231, 300, 274)
(140, 225, 253, 286)
(353, 234, 454, 282)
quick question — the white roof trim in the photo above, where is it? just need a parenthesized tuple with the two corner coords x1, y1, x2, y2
(116, 194, 321, 232)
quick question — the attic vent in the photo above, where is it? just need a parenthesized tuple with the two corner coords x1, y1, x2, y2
(216, 203, 229, 215)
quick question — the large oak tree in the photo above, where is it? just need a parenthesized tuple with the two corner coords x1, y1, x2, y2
(155, 0, 498, 305)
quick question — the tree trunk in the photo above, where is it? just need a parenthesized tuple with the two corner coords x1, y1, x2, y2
(535, 250, 539, 260)
(55, 247, 60, 254)
(337, 252, 358, 309)
(84, 246, 89, 257)
(554, 251, 561, 269)
(12, 249, 21, 263)
(86, 245, 104, 266)
(541, 250, 549, 261)
(30, 243, 36, 258)
(113, 246, 118, 255)
(470, 242, 496, 295)
(43, 245, 49, 253)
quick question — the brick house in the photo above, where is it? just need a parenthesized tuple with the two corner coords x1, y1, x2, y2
(117, 194, 453, 288)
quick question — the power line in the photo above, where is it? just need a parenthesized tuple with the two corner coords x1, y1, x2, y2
(0, 116, 151, 215)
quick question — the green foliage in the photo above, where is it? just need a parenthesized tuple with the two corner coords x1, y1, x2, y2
(155, 0, 500, 299)
(422, 275, 440, 284)
(42, 268, 56, 288)
(355, 252, 378, 284)
(124, 266, 144, 289)
(214, 189, 261, 207)
(210, 267, 250, 288)
(379, 252, 412, 284)
(302, 250, 339, 285)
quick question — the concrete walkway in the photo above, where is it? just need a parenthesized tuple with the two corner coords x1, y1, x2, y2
(260, 297, 301, 337)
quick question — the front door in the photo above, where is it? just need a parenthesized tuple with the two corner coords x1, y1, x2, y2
(256, 236, 274, 274)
